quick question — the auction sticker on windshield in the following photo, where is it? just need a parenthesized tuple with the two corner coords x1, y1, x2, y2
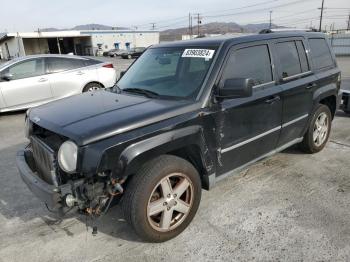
(182, 49, 215, 59)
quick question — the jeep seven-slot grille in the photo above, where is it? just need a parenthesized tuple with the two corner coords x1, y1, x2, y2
(30, 136, 59, 186)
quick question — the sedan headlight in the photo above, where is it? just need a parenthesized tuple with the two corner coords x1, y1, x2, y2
(58, 141, 78, 173)
(24, 117, 32, 139)
(24, 109, 33, 139)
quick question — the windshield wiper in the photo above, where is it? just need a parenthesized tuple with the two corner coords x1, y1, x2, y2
(122, 88, 160, 98)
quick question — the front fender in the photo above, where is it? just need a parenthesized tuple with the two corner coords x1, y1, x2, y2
(118, 125, 214, 178)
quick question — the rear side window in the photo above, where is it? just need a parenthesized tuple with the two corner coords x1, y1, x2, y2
(47, 58, 85, 73)
(222, 45, 273, 86)
(309, 38, 334, 70)
(275, 41, 302, 78)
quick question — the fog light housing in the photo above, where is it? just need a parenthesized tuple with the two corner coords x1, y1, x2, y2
(65, 194, 77, 207)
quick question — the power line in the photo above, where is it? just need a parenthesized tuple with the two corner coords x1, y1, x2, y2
(203, 0, 318, 19)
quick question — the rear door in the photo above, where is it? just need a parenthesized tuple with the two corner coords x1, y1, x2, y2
(271, 38, 316, 146)
(216, 41, 283, 175)
(46, 57, 98, 99)
(0, 58, 52, 109)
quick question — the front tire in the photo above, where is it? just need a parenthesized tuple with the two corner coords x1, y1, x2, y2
(300, 104, 332, 153)
(121, 155, 202, 242)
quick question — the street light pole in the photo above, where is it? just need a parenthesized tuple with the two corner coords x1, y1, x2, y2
(319, 0, 325, 32)
(269, 11, 273, 29)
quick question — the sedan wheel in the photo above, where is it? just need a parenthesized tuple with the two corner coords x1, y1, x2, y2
(83, 83, 104, 92)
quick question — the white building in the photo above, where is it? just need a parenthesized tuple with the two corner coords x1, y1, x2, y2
(0, 30, 159, 59)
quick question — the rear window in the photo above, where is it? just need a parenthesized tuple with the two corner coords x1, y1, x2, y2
(47, 57, 85, 73)
(84, 58, 101, 66)
(309, 38, 334, 70)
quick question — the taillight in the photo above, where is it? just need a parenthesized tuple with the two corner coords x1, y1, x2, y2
(102, 63, 114, 68)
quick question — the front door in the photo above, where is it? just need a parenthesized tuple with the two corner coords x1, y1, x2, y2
(0, 58, 52, 109)
(216, 42, 283, 176)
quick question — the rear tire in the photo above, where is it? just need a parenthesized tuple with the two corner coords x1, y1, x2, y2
(300, 104, 332, 153)
(121, 155, 202, 242)
(83, 82, 104, 92)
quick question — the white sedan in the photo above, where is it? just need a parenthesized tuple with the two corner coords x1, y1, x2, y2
(0, 55, 117, 112)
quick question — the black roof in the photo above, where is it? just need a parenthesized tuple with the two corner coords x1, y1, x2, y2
(153, 32, 326, 48)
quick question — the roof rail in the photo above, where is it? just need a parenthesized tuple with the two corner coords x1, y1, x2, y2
(259, 28, 319, 34)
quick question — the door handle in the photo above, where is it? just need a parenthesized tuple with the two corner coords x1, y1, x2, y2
(76, 71, 85, 75)
(265, 95, 280, 104)
(306, 83, 317, 89)
(38, 78, 48, 82)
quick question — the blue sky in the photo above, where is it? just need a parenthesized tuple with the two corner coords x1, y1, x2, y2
(1, 0, 349, 32)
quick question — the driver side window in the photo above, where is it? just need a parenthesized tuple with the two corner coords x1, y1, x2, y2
(221, 45, 273, 87)
(5, 59, 45, 80)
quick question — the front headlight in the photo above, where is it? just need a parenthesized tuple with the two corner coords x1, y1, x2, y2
(24, 116, 32, 139)
(58, 141, 78, 173)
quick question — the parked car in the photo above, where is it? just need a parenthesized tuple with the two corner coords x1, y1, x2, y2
(341, 90, 350, 114)
(17, 32, 341, 242)
(103, 49, 127, 57)
(0, 55, 117, 112)
(121, 47, 146, 59)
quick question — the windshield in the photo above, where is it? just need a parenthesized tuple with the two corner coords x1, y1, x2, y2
(117, 47, 217, 99)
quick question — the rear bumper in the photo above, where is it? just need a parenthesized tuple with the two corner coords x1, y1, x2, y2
(16, 147, 62, 210)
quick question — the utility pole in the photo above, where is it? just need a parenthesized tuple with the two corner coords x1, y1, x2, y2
(269, 11, 273, 29)
(188, 13, 192, 38)
(150, 23, 156, 30)
(347, 12, 350, 30)
(194, 13, 202, 37)
(318, 0, 325, 32)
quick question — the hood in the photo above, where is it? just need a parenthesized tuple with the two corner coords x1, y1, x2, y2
(29, 91, 195, 145)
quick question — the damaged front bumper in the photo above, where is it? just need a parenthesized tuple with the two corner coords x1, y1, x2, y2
(16, 147, 85, 215)
(16, 145, 124, 216)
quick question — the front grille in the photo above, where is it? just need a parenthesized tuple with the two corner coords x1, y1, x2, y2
(30, 136, 59, 186)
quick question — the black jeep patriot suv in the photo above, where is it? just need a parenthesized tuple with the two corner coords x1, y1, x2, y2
(17, 32, 341, 242)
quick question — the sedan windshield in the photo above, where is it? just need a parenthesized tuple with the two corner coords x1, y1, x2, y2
(117, 47, 217, 99)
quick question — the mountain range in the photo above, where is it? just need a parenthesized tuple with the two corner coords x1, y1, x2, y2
(40, 22, 278, 35)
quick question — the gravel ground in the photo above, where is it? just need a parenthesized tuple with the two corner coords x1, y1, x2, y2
(0, 56, 349, 262)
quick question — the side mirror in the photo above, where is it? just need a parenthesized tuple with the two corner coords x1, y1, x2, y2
(217, 78, 254, 99)
(1, 73, 14, 81)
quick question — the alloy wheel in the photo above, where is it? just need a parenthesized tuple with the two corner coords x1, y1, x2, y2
(147, 173, 194, 232)
(313, 112, 329, 147)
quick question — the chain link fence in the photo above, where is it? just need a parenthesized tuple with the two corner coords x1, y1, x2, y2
(329, 30, 350, 56)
